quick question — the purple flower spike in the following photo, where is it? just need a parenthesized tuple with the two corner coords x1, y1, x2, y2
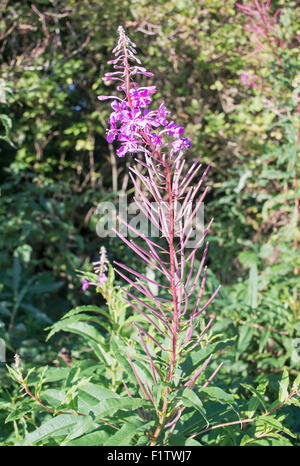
(99, 26, 192, 158)
(237, 1, 283, 60)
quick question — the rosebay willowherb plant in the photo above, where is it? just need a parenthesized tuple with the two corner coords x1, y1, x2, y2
(237, 0, 282, 55)
(97, 26, 222, 445)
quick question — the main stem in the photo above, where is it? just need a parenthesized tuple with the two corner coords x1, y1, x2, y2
(122, 39, 180, 445)
(166, 166, 179, 383)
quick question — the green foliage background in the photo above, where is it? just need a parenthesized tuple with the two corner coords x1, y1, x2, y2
(0, 0, 299, 446)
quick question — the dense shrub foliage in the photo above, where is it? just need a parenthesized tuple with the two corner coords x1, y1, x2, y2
(0, 0, 299, 446)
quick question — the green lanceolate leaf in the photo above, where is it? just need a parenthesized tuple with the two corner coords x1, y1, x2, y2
(278, 368, 289, 403)
(41, 389, 66, 409)
(200, 386, 236, 405)
(181, 339, 235, 377)
(103, 422, 137, 446)
(78, 382, 119, 413)
(237, 324, 254, 354)
(5, 404, 33, 423)
(62, 305, 110, 321)
(93, 397, 151, 420)
(46, 319, 104, 343)
(257, 415, 296, 439)
(110, 335, 138, 385)
(61, 415, 98, 444)
(23, 414, 80, 445)
(241, 383, 267, 413)
(63, 429, 110, 446)
(182, 388, 208, 423)
(0, 113, 14, 146)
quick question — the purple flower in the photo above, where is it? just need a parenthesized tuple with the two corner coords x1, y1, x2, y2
(119, 109, 150, 139)
(156, 101, 170, 126)
(241, 72, 248, 84)
(110, 109, 129, 125)
(116, 146, 128, 157)
(150, 132, 162, 146)
(111, 100, 128, 112)
(117, 134, 140, 157)
(171, 137, 191, 152)
(165, 122, 184, 138)
(97, 274, 108, 284)
(82, 277, 89, 291)
(81, 273, 107, 291)
(130, 89, 152, 108)
(121, 108, 143, 128)
(130, 66, 154, 78)
(107, 121, 119, 143)
(240, 72, 258, 89)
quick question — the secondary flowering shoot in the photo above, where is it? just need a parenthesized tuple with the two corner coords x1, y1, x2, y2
(81, 246, 108, 291)
(237, 1, 283, 55)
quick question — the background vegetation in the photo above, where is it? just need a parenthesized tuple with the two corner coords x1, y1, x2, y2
(0, 0, 299, 445)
